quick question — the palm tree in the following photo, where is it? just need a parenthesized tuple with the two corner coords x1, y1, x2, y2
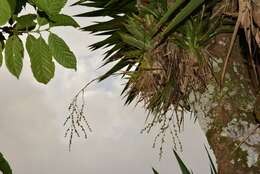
(73, 0, 260, 173)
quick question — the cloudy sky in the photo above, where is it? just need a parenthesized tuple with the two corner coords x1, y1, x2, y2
(0, 1, 213, 174)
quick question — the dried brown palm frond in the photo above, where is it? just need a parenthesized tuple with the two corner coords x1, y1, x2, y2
(252, 0, 260, 27)
(123, 35, 214, 156)
(221, 0, 260, 88)
(115, 5, 222, 154)
(126, 40, 212, 114)
(252, 1, 260, 47)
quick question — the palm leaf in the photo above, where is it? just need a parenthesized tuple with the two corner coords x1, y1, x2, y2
(204, 146, 217, 174)
(161, 0, 205, 38)
(152, 167, 159, 174)
(173, 150, 192, 174)
(0, 153, 12, 174)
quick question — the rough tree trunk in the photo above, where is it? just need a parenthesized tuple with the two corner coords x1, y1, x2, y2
(193, 34, 260, 173)
(136, 1, 259, 173)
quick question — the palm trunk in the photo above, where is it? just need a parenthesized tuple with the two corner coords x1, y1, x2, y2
(194, 34, 260, 173)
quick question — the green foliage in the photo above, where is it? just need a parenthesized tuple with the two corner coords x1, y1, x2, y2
(152, 148, 217, 174)
(48, 33, 77, 70)
(49, 14, 80, 27)
(5, 35, 24, 78)
(32, 0, 67, 16)
(9, 0, 27, 15)
(205, 146, 217, 174)
(26, 35, 55, 84)
(0, 0, 79, 84)
(75, 1, 229, 138)
(160, 0, 205, 39)
(0, 44, 3, 67)
(152, 168, 159, 174)
(74, 0, 231, 158)
(75, 0, 220, 112)
(7, 0, 17, 15)
(0, 152, 12, 174)
(15, 14, 37, 30)
(173, 150, 191, 174)
(0, 0, 11, 25)
(75, 0, 137, 58)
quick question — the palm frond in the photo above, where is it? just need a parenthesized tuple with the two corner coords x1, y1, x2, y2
(73, 0, 227, 155)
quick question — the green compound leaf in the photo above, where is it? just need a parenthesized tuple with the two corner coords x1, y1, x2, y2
(7, 0, 16, 14)
(34, 0, 67, 15)
(0, 152, 12, 174)
(0, 43, 3, 67)
(7, 0, 26, 15)
(5, 35, 24, 78)
(49, 14, 79, 27)
(37, 16, 48, 26)
(37, 11, 49, 26)
(26, 35, 55, 84)
(15, 14, 37, 30)
(48, 33, 77, 70)
(0, 0, 11, 25)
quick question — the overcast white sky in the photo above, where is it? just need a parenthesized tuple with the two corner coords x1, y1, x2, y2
(0, 1, 213, 174)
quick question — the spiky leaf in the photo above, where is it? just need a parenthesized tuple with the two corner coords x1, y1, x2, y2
(119, 33, 148, 50)
(173, 150, 191, 174)
(161, 0, 205, 37)
(152, 168, 159, 174)
(99, 58, 130, 81)
(0, 152, 12, 174)
(205, 146, 217, 174)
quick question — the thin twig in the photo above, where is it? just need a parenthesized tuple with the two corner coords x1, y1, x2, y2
(231, 124, 260, 154)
